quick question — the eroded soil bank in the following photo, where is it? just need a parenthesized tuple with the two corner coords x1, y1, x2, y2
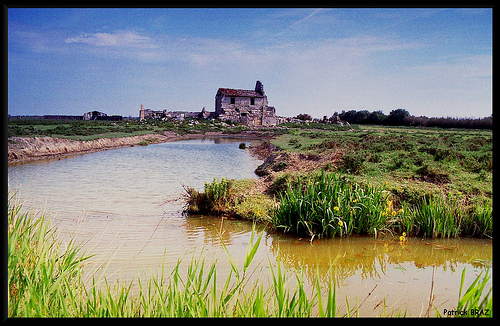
(7, 130, 273, 165)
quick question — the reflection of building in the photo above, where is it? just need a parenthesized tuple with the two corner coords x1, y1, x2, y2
(215, 81, 277, 126)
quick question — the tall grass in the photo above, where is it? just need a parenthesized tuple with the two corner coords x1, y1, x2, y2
(8, 194, 91, 317)
(271, 171, 396, 238)
(410, 195, 463, 238)
(182, 177, 234, 214)
(401, 194, 493, 238)
(265, 171, 492, 239)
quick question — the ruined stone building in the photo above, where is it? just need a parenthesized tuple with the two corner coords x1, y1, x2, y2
(215, 81, 277, 126)
(138, 80, 277, 126)
(139, 104, 207, 121)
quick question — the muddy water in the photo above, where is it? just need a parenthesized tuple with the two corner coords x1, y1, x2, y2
(8, 138, 492, 317)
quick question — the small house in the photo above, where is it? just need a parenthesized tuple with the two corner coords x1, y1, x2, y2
(215, 81, 277, 126)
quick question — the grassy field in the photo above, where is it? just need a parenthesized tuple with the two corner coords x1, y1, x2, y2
(7, 118, 253, 140)
(270, 125, 492, 201)
(8, 118, 493, 238)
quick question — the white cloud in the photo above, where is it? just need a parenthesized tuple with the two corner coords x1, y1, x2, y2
(65, 30, 157, 48)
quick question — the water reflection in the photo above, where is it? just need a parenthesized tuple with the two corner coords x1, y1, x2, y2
(266, 232, 492, 285)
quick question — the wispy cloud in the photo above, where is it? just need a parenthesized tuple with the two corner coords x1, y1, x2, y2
(64, 30, 155, 48)
(275, 8, 326, 36)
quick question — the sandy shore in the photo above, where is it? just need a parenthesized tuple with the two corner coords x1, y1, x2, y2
(7, 130, 273, 165)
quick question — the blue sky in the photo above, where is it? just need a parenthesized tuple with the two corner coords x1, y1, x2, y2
(8, 8, 492, 118)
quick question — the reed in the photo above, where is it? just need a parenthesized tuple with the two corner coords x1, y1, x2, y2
(8, 194, 91, 317)
(182, 177, 234, 215)
(406, 194, 492, 238)
(7, 197, 336, 317)
(271, 171, 395, 238)
(410, 195, 462, 238)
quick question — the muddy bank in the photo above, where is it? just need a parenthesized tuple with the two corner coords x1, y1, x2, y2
(250, 140, 343, 178)
(8, 130, 275, 165)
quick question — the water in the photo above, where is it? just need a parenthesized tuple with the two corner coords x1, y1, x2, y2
(8, 138, 492, 316)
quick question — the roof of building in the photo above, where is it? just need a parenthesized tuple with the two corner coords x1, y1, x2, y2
(217, 88, 265, 98)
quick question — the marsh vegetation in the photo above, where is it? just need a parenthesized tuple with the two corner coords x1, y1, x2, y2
(185, 125, 492, 239)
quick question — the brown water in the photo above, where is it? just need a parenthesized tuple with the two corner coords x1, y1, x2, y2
(8, 138, 492, 317)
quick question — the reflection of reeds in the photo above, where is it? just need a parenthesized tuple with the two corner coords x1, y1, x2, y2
(267, 234, 492, 288)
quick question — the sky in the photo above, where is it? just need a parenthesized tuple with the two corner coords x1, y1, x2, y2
(8, 8, 492, 119)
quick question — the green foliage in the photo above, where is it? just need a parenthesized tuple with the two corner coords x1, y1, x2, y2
(409, 195, 463, 238)
(455, 268, 492, 317)
(204, 177, 234, 214)
(183, 178, 275, 220)
(8, 195, 91, 317)
(339, 152, 365, 174)
(8, 196, 492, 317)
(8, 198, 341, 317)
(271, 171, 394, 238)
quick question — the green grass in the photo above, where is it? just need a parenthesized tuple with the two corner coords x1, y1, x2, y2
(183, 178, 275, 220)
(270, 125, 492, 203)
(7, 196, 334, 317)
(261, 125, 492, 238)
(184, 171, 492, 239)
(267, 171, 492, 239)
(7, 118, 252, 140)
(271, 171, 394, 238)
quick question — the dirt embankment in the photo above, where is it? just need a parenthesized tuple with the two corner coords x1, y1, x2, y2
(7, 130, 276, 165)
(250, 141, 343, 177)
(247, 141, 344, 195)
(7, 132, 183, 165)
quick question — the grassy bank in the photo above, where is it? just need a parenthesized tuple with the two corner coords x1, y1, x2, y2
(184, 124, 492, 239)
(270, 125, 492, 203)
(7, 196, 492, 317)
(185, 172, 492, 239)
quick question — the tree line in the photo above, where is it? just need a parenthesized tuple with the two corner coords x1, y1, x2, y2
(313, 109, 492, 129)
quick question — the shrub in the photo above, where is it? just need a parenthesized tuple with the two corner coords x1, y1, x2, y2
(339, 152, 365, 174)
(204, 177, 235, 214)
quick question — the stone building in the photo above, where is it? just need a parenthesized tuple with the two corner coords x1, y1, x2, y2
(139, 104, 206, 121)
(215, 81, 277, 126)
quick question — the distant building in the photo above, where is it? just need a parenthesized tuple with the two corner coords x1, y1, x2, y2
(215, 81, 276, 126)
(83, 111, 122, 121)
(139, 104, 206, 121)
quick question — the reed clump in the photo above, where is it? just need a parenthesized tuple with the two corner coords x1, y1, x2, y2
(8, 195, 91, 317)
(267, 171, 492, 239)
(183, 177, 235, 215)
(183, 178, 275, 220)
(271, 171, 395, 238)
